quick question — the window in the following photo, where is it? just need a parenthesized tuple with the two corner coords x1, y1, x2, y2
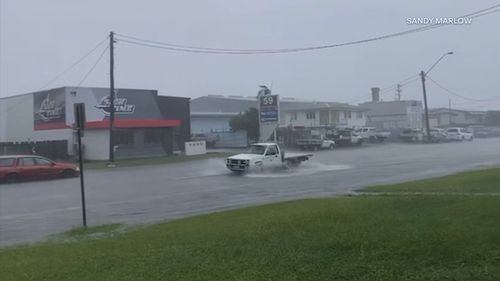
(115, 130, 134, 145)
(290, 112, 297, 121)
(356, 112, 363, 118)
(0, 158, 15, 167)
(249, 145, 266, 155)
(344, 111, 352, 119)
(266, 145, 278, 155)
(145, 129, 163, 144)
(19, 157, 36, 166)
(35, 157, 52, 165)
(306, 111, 316, 120)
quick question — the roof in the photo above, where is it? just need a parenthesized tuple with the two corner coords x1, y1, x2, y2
(190, 96, 258, 113)
(190, 95, 367, 114)
(0, 86, 161, 101)
(430, 108, 488, 116)
(0, 155, 39, 158)
(190, 112, 241, 117)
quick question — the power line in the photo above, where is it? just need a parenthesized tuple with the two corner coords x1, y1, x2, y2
(76, 45, 109, 87)
(115, 4, 500, 54)
(38, 36, 109, 90)
(426, 76, 500, 102)
(346, 75, 419, 104)
(1, 37, 110, 116)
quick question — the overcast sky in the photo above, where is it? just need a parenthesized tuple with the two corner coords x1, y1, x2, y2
(1, 0, 499, 110)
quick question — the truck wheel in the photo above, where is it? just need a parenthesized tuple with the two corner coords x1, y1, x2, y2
(284, 160, 299, 169)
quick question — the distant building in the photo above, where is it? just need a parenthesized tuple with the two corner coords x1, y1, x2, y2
(190, 95, 367, 133)
(357, 87, 423, 130)
(190, 95, 256, 133)
(429, 108, 487, 127)
(360, 100, 424, 129)
(0, 87, 190, 160)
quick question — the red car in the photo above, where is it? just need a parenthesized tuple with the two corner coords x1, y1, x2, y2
(0, 155, 80, 183)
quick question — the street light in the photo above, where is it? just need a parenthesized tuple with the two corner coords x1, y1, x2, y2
(420, 51, 454, 142)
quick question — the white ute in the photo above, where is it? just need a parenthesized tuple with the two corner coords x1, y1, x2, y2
(226, 143, 312, 173)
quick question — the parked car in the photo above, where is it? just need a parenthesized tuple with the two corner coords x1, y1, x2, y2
(468, 126, 491, 138)
(446, 127, 473, 141)
(356, 127, 391, 143)
(400, 128, 424, 142)
(423, 128, 451, 143)
(0, 155, 80, 183)
(296, 135, 335, 150)
(329, 129, 363, 146)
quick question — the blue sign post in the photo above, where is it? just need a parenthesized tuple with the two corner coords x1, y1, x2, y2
(259, 94, 279, 142)
(259, 95, 279, 124)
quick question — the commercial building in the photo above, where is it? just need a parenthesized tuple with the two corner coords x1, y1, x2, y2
(0, 87, 190, 160)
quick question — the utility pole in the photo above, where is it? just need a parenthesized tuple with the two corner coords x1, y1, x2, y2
(396, 84, 402, 101)
(109, 31, 115, 163)
(420, 71, 431, 143)
(448, 98, 452, 125)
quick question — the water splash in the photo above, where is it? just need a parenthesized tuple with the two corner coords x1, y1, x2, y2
(244, 162, 352, 178)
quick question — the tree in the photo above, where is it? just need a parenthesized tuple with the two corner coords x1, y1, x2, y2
(229, 107, 259, 141)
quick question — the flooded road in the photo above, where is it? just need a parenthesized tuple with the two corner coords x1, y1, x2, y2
(1, 138, 500, 246)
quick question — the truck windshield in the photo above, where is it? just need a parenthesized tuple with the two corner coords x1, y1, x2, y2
(248, 145, 266, 155)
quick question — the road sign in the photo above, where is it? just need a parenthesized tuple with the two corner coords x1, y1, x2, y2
(73, 103, 87, 227)
(259, 95, 279, 123)
(74, 103, 86, 128)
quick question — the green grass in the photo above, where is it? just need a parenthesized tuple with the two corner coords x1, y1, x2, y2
(2, 168, 500, 280)
(362, 167, 500, 193)
(83, 152, 231, 169)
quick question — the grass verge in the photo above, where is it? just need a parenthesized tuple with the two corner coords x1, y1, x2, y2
(83, 152, 231, 169)
(1, 168, 500, 281)
(361, 167, 500, 193)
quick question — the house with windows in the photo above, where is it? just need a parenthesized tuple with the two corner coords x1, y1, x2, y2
(190, 95, 368, 133)
(279, 101, 368, 128)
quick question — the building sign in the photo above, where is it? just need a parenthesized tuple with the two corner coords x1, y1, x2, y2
(34, 89, 66, 130)
(94, 91, 135, 115)
(259, 95, 279, 124)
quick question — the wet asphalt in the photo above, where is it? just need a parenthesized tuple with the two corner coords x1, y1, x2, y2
(1, 138, 500, 247)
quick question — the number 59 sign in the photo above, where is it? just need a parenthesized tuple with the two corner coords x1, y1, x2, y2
(259, 95, 279, 123)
